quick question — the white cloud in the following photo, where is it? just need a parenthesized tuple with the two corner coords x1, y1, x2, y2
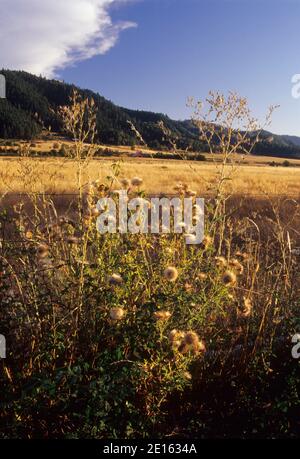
(0, 0, 137, 77)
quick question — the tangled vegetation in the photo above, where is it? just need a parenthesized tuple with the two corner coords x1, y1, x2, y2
(0, 92, 299, 438)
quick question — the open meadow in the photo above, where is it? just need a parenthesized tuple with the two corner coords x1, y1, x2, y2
(0, 154, 300, 196)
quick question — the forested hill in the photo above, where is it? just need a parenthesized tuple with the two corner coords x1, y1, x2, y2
(1, 69, 300, 158)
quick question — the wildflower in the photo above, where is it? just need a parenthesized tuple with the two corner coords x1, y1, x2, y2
(169, 329, 185, 349)
(121, 178, 130, 188)
(36, 244, 49, 259)
(215, 256, 227, 267)
(131, 177, 143, 187)
(178, 331, 205, 355)
(109, 273, 123, 285)
(110, 307, 125, 321)
(198, 272, 207, 281)
(25, 230, 33, 240)
(229, 258, 244, 275)
(184, 331, 200, 346)
(90, 207, 100, 217)
(164, 266, 179, 282)
(195, 340, 206, 354)
(153, 310, 172, 321)
(222, 270, 237, 287)
(239, 297, 252, 317)
(169, 329, 179, 341)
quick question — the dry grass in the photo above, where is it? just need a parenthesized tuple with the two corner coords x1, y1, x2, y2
(0, 155, 299, 196)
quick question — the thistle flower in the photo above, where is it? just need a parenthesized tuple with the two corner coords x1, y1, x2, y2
(109, 273, 123, 285)
(169, 329, 179, 341)
(215, 256, 227, 267)
(131, 177, 143, 187)
(36, 244, 49, 259)
(169, 329, 185, 348)
(177, 342, 190, 354)
(90, 207, 100, 217)
(194, 340, 206, 354)
(229, 258, 244, 275)
(222, 270, 237, 287)
(25, 230, 33, 240)
(121, 178, 131, 188)
(164, 266, 179, 282)
(178, 331, 206, 355)
(184, 331, 199, 346)
(153, 310, 172, 321)
(240, 297, 252, 317)
(110, 307, 125, 321)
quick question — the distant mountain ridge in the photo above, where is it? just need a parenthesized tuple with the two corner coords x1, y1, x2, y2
(0, 69, 300, 159)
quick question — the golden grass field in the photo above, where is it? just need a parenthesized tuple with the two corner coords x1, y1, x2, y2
(0, 154, 300, 197)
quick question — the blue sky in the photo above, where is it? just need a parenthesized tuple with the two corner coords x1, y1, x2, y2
(2, 0, 300, 135)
